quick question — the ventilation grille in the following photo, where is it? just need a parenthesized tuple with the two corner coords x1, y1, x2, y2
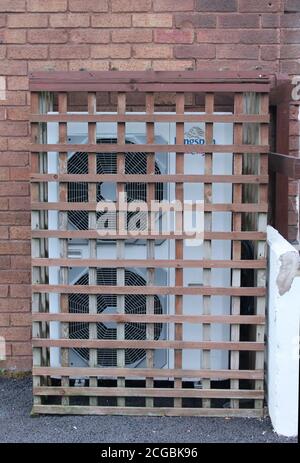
(67, 138, 164, 231)
(69, 268, 163, 367)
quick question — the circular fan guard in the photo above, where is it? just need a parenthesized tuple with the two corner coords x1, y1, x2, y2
(69, 268, 163, 367)
(67, 139, 164, 231)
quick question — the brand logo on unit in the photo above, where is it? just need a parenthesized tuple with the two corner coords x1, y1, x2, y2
(182, 126, 216, 145)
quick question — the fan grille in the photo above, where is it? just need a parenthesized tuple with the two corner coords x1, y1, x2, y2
(67, 138, 164, 232)
(69, 268, 163, 367)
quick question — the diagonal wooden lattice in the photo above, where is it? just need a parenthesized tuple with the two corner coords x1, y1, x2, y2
(30, 71, 270, 416)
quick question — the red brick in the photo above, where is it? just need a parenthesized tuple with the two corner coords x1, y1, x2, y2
(280, 60, 300, 74)
(110, 60, 151, 71)
(132, 44, 173, 59)
(0, 152, 28, 166)
(11, 255, 31, 269)
(290, 106, 299, 120)
(27, 0, 67, 11)
(0, 298, 30, 312)
(240, 30, 279, 44)
(7, 76, 28, 90)
(0, 168, 9, 181)
(28, 60, 68, 72)
(0, 212, 30, 226)
(1, 91, 27, 106)
(0, 286, 9, 297)
(132, 14, 172, 28)
(4, 29, 27, 43)
(153, 0, 194, 11)
(154, 30, 194, 44)
(28, 29, 68, 44)
(218, 14, 259, 28)
(69, 0, 108, 11)
(69, 29, 109, 43)
(9, 167, 30, 181)
(285, 0, 300, 12)
(112, 0, 151, 12)
(10, 285, 31, 298)
(261, 45, 279, 61)
(0, 108, 6, 120)
(217, 44, 259, 59)
(7, 45, 48, 59)
(282, 30, 300, 44)
(0, 271, 30, 284)
(112, 29, 152, 43)
(68, 60, 109, 71)
(0, 182, 29, 196)
(280, 13, 300, 27)
(239, 0, 281, 12)
(197, 30, 240, 44)
(281, 45, 300, 59)
(7, 13, 48, 28)
(50, 44, 90, 59)
(0, 121, 28, 136)
(0, 256, 10, 269)
(10, 226, 30, 239)
(0, 241, 30, 255)
(262, 14, 280, 28)
(91, 14, 131, 28)
(0, 314, 9, 326)
(50, 13, 90, 28)
(289, 121, 300, 136)
(11, 342, 32, 356)
(0, 60, 27, 75)
(0, 139, 8, 151)
(289, 136, 300, 150)
(196, 0, 237, 12)
(0, 16, 5, 27)
(175, 13, 216, 28)
(91, 44, 131, 59)
(7, 108, 30, 120)
(288, 196, 297, 211)
(10, 314, 31, 327)
(0, 45, 6, 59)
(9, 197, 30, 211)
(0, 1, 25, 11)
(2, 357, 32, 371)
(152, 60, 194, 71)
(175, 44, 215, 59)
(0, 200, 8, 212)
(1, 327, 31, 341)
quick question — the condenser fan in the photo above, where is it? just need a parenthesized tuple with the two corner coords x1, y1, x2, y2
(69, 268, 163, 367)
(67, 138, 164, 231)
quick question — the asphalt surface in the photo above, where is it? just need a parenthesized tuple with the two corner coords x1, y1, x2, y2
(0, 376, 297, 443)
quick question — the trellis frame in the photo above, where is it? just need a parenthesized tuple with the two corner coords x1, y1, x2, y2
(30, 71, 270, 416)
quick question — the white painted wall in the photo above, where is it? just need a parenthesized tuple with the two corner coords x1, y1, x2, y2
(267, 226, 300, 437)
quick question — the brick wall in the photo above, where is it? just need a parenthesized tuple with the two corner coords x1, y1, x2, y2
(0, 0, 299, 371)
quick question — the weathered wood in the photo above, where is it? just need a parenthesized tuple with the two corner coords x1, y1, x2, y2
(32, 339, 264, 351)
(32, 258, 267, 269)
(30, 113, 270, 123)
(33, 366, 264, 380)
(32, 313, 265, 324)
(31, 143, 269, 154)
(32, 284, 266, 296)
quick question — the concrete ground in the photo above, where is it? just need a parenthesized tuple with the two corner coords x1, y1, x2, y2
(0, 376, 297, 443)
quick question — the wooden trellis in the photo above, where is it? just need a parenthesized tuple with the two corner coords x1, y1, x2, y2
(30, 71, 270, 416)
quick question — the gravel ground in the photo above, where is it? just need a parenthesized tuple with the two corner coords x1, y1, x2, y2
(0, 376, 297, 443)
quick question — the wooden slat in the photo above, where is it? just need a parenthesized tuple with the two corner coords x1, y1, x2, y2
(31, 405, 264, 417)
(32, 339, 264, 351)
(32, 258, 267, 269)
(32, 284, 266, 296)
(31, 143, 269, 154)
(230, 92, 243, 409)
(31, 202, 268, 212)
(30, 173, 269, 184)
(33, 387, 264, 399)
(33, 366, 264, 380)
(31, 230, 267, 240)
(58, 91, 69, 407)
(30, 113, 270, 123)
(32, 313, 265, 324)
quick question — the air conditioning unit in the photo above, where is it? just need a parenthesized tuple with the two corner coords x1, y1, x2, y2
(47, 114, 233, 377)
